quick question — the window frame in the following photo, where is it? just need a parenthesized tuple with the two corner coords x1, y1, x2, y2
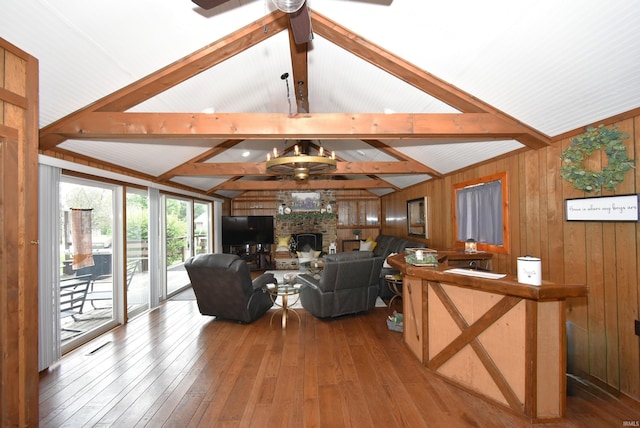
(453, 171, 510, 254)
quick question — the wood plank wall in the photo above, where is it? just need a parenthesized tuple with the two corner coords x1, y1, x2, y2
(0, 38, 40, 426)
(380, 114, 640, 402)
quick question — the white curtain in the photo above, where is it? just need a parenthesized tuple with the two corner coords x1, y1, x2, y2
(38, 164, 61, 370)
(148, 187, 161, 307)
(456, 180, 503, 245)
(214, 200, 223, 253)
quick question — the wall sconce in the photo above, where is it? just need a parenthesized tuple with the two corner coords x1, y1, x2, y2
(465, 239, 477, 254)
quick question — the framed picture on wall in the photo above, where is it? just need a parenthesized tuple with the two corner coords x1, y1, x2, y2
(565, 194, 639, 222)
(291, 192, 321, 212)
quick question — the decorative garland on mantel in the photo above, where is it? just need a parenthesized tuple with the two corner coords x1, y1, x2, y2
(277, 212, 337, 222)
(560, 124, 634, 193)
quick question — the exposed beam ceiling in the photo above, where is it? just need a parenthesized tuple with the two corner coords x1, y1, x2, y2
(46, 112, 544, 143)
(3, 1, 632, 197)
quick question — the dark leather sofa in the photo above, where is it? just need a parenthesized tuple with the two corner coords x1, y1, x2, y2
(184, 253, 275, 323)
(297, 251, 384, 318)
(372, 234, 427, 299)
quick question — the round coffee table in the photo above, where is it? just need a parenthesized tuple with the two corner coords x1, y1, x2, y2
(266, 281, 302, 329)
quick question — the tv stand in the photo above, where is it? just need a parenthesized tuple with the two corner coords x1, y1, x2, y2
(225, 244, 273, 270)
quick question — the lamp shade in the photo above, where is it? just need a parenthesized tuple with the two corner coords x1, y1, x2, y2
(272, 0, 305, 13)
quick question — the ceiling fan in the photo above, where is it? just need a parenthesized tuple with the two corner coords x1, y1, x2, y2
(192, 0, 313, 44)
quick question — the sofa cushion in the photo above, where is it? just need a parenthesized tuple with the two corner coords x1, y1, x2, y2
(326, 251, 373, 262)
(296, 250, 321, 263)
(359, 240, 374, 251)
(276, 235, 291, 251)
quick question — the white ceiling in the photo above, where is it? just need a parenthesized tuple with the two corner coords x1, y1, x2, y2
(2, 0, 640, 198)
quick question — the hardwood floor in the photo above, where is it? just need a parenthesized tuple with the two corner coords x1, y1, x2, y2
(40, 300, 640, 427)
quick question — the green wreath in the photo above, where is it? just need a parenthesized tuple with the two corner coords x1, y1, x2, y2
(560, 124, 634, 193)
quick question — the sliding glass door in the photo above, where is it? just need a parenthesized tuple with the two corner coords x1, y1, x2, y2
(163, 195, 212, 297)
(126, 188, 150, 318)
(194, 201, 211, 256)
(165, 196, 189, 296)
(59, 178, 119, 351)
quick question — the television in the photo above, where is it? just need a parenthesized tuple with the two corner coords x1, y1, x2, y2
(221, 215, 274, 246)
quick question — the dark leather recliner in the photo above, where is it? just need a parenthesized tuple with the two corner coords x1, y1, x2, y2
(184, 253, 274, 323)
(297, 251, 384, 318)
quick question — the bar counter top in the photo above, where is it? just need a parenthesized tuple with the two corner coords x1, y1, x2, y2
(387, 253, 587, 301)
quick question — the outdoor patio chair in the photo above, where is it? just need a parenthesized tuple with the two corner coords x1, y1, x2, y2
(60, 274, 92, 320)
(85, 258, 141, 309)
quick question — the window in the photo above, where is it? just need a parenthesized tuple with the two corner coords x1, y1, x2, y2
(453, 172, 509, 254)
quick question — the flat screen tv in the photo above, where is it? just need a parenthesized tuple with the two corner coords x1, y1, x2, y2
(222, 215, 274, 246)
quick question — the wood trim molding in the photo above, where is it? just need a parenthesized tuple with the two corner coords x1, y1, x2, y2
(0, 87, 28, 109)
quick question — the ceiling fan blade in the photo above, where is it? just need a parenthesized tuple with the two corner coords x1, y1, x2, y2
(191, 0, 232, 10)
(289, 2, 313, 44)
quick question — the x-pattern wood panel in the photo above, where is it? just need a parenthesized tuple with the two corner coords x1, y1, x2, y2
(427, 281, 524, 413)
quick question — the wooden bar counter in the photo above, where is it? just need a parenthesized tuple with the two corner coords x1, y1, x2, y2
(387, 254, 587, 422)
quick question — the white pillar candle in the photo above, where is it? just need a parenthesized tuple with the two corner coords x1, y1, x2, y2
(415, 250, 424, 261)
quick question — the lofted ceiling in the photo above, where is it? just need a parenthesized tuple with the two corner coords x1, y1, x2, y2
(2, 0, 640, 199)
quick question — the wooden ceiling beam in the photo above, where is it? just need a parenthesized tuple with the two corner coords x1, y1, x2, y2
(156, 139, 244, 181)
(215, 179, 392, 190)
(361, 139, 443, 177)
(49, 112, 534, 141)
(39, 11, 290, 151)
(170, 160, 433, 176)
(310, 9, 550, 149)
(288, 21, 310, 114)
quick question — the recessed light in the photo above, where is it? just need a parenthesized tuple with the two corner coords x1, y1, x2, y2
(242, 151, 251, 158)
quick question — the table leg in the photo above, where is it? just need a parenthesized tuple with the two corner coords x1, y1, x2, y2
(281, 294, 288, 329)
(386, 280, 403, 314)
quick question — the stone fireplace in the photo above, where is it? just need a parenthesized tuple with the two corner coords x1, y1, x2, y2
(275, 190, 337, 253)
